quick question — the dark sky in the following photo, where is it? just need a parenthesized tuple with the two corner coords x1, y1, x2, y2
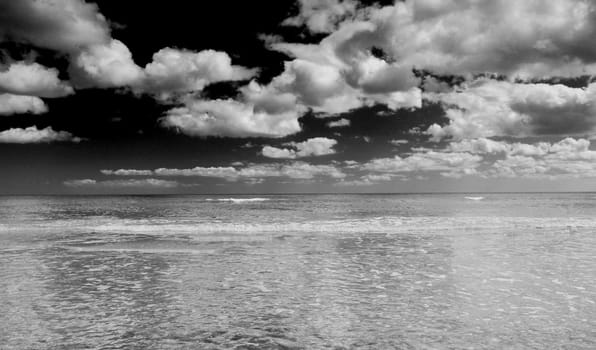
(2, 0, 596, 194)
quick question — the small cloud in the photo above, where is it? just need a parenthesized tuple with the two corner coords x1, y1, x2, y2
(261, 137, 337, 159)
(100, 169, 153, 176)
(389, 139, 409, 145)
(0, 126, 82, 143)
(64, 178, 179, 188)
(327, 118, 350, 128)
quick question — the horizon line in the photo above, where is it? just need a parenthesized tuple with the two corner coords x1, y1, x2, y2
(2, 191, 596, 196)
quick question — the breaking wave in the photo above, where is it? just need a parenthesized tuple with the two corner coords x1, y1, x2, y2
(206, 198, 270, 203)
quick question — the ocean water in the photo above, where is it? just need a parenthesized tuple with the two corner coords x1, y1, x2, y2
(1, 193, 596, 349)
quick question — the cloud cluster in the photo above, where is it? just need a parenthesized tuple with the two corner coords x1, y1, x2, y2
(425, 80, 596, 141)
(0, 126, 82, 143)
(69, 42, 258, 93)
(335, 173, 398, 186)
(274, 0, 596, 142)
(334, 0, 596, 78)
(446, 137, 596, 179)
(0, 0, 258, 115)
(363, 150, 482, 178)
(64, 178, 179, 188)
(261, 137, 337, 159)
(101, 161, 346, 182)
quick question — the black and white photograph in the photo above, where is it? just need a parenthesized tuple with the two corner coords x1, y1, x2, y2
(2, 0, 596, 348)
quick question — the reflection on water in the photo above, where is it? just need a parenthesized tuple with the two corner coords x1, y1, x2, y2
(1, 194, 596, 349)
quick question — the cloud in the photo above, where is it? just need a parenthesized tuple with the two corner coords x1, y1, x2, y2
(102, 161, 346, 181)
(425, 80, 596, 141)
(141, 48, 257, 96)
(64, 178, 179, 188)
(1, 0, 257, 100)
(446, 138, 510, 154)
(100, 169, 153, 176)
(261, 137, 337, 159)
(282, 0, 358, 33)
(335, 173, 399, 186)
(389, 139, 408, 145)
(327, 118, 350, 128)
(0, 0, 110, 52)
(261, 146, 297, 159)
(167, 161, 346, 180)
(271, 0, 596, 127)
(0, 62, 73, 97)
(267, 39, 422, 115)
(477, 137, 596, 179)
(415, 137, 596, 180)
(363, 150, 482, 178)
(0, 94, 47, 115)
(161, 98, 302, 138)
(0, 126, 82, 143)
(69, 39, 145, 88)
(312, 0, 596, 79)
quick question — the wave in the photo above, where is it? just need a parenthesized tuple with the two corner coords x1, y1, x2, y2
(2, 216, 594, 237)
(206, 198, 270, 203)
(465, 196, 484, 201)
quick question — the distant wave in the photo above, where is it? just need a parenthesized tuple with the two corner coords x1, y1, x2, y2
(207, 198, 270, 203)
(3, 216, 596, 236)
(465, 196, 484, 201)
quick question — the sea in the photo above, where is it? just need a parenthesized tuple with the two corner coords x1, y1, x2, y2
(1, 193, 596, 349)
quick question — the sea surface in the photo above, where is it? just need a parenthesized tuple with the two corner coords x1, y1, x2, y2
(1, 193, 596, 349)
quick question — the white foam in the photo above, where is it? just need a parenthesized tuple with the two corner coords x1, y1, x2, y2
(465, 196, 484, 201)
(206, 198, 270, 203)
(2, 215, 596, 237)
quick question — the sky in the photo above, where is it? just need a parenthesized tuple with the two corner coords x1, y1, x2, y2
(3, 0, 596, 194)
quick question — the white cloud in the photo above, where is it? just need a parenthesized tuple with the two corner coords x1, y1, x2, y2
(63, 179, 97, 187)
(69, 39, 145, 88)
(282, 0, 358, 33)
(441, 137, 596, 179)
(0, 62, 73, 97)
(335, 173, 398, 186)
(100, 169, 153, 176)
(261, 146, 297, 159)
(262, 137, 337, 159)
(390, 139, 408, 145)
(1, 1, 257, 99)
(267, 0, 596, 130)
(327, 118, 350, 128)
(161, 98, 302, 138)
(103, 161, 346, 181)
(447, 138, 510, 154)
(70, 41, 260, 96)
(0, 0, 110, 53)
(0, 94, 47, 115)
(142, 48, 257, 96)
(267, 34, 423, 116)
(334, 0, 596, 78)
(426, 80, 596, 141)
(0, 126, 82, 143)
(64, 178, 179, 188)
(363, 150, 482, 178)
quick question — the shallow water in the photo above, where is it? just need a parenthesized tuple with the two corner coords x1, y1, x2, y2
(1, 194, 596, 349)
